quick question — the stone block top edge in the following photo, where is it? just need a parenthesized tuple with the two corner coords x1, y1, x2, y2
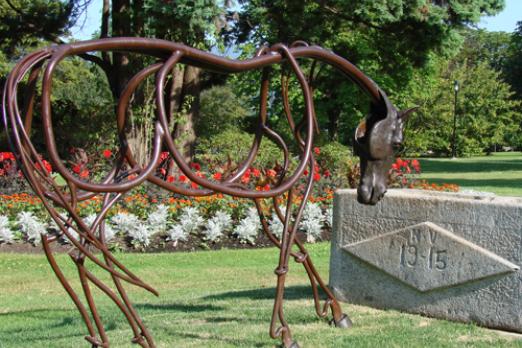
(335, 188, 522, 206)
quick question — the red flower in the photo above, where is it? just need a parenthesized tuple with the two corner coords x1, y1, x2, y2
(35, 160, 52, 174)
(395, 158, 404, 168)
(263, 184, 270, 191)
(391, 163, 399, 170)
(160, 168, 167, 176)
(72, 164, 81, 174)
(252, 168, 261, 177)
(313, 147, 321, 155)
(190, 162, 201, 171)
(313, 172, 321, 182)
(80, 169, 89, 179)
(411, 159, 421, 172)
(42, 160, 52, 174)
(304, 169, 309, 176)
(179, 175, 188, 182)
(323, 169, 331, 178)
(213, 172, 222, 181)
(266, 169, 277, 178)
(103, 149, 112, 159)
(167, 175, 175, 183)
(191, 182, 199, 189)
(0, 152, 14, 161)
(241, 172, 250, 184)
(160, 151, 169, 161)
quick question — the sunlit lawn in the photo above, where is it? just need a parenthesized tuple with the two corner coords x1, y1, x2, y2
(0, 243, 520, 348)
(418, 152, 522, 196)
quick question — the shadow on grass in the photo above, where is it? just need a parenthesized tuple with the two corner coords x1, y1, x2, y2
(424, 177, 522, 190)
(203, 285, 318, 302)
(135, 302, 224, 312)
(420, 159, 522, 173)
(166, 330, 271, 347)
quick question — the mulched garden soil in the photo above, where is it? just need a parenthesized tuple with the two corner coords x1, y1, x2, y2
(0, 229, 332, 254)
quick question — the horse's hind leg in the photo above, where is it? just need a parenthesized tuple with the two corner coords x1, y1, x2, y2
(41, 236, 106, 347)
(255, 199, 352, 329)
(99, 224, 155, 347)
(72, 251, 111, 347)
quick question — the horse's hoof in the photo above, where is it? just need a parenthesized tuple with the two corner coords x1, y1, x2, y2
(280, 341, 300, 348)
(330, 313, 353, 329)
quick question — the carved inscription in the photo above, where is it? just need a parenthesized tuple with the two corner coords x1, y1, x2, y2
(397, 229, 447, 270)
(343, 222, 519, 292)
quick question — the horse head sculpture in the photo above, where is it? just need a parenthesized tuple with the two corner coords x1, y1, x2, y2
(354, 91, 417, 205)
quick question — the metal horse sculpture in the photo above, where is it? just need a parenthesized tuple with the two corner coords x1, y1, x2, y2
(2, 38, 412, 348)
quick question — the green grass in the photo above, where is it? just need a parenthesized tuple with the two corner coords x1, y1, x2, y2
(0, 243, 520, 347)
(418, 152, 522, 196)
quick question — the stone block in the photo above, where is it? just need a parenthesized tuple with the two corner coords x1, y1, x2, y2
(330, 189, 522, 332)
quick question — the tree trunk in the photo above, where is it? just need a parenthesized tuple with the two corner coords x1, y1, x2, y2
(174, 66, 201, 162)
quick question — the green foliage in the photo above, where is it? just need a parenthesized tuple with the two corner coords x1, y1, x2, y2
(504, 22, 522, 100)
(48, 57, 115, 154)
(315, 142, 356, 185)
(0, 0, 83, 55)
(196, 128, 285, 169)
(394, 27, 522, 156)
(144, 0, 224, 48)
(196, 85, 250, 138)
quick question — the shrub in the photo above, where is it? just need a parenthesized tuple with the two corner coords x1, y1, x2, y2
(196, 129, 286, 170)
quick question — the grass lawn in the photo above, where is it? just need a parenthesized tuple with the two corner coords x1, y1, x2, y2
(418, 152, 522, 196)
(0, 243, 520, 348)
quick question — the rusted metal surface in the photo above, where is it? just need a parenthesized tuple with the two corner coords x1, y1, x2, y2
(2, 37, 408, 348)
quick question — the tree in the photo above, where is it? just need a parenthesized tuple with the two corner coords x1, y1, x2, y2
(0, 0, 88, 56)
(227, 0, 506, 142)
(504, 22, 522, 100)
(1, 0, 229, 161)
(401, 54, 521, 156)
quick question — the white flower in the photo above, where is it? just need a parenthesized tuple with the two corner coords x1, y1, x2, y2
(178, 206, 204, 234)
(212, 211, 232, 230)
(111, 212, 151, 248)
(202, 210, 232, 242)
(324, 206, 333, 227)
(167, 224, 188, 244)
(234, 207, 261, 244)
(0, 216, 14, 244)
(83, 214, 116, 242)
(269, 206, 286, 239)
(16, 211, 47, 245)
(299, 203, 324, 243)
(111, 212, 141, 234)
(129, 224, 153, 247)
(147, 204, 169, 234)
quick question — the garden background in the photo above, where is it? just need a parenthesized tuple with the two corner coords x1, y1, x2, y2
(1, 0, 522, 250)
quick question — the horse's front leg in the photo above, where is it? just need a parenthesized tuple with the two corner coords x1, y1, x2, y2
(269, 194, 300, 348)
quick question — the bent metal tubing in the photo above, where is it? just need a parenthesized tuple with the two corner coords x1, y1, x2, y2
(3, 38, 388, 348)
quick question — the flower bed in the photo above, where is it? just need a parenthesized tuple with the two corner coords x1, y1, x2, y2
(0, 149, 458, 252)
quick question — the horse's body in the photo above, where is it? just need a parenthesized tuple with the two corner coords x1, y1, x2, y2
(2, 38, 411, 348)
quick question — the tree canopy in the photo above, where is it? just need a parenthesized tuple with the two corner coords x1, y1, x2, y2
(0, 0, 520, 159)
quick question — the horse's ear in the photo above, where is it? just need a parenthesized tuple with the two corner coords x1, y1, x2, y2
(399, 106, 419, 120)
(355, 120, 366, 140)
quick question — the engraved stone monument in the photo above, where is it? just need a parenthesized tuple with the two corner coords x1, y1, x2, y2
(330, 189, 521, 332)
